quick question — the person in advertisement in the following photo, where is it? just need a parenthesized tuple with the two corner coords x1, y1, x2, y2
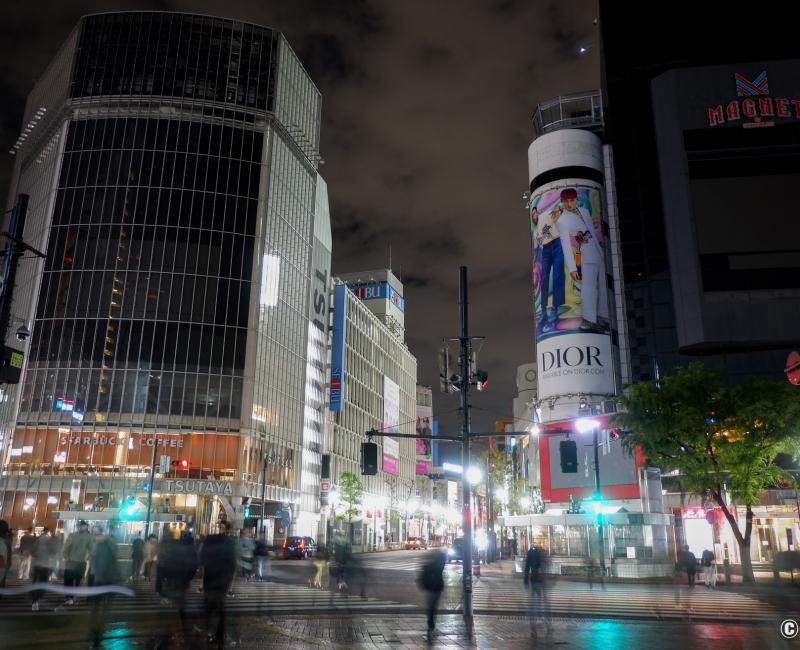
(552, 187, 609, 333)
(532, 204, 566, 334)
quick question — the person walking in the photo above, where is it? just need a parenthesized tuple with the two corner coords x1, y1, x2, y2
(0, 520, 12, 597)
(30, 528, 56, 611)
(524, 544, 551, 636)
(419, 550, 446, 641)
(142, 534, 158, 581)
(701, 548, 717, 589)
(18, 528, 35, 580)
(62, 520, 92, 605)
(678, 545, 697, 588)
(200, 523, 237, 649)
(238, 529, 256, 581)
(87, 525, 120, 648)
(130, 532, 144, 581)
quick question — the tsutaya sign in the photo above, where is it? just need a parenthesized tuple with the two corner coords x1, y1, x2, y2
(707, 70, 800, 128)
(161, 479, 233, 495)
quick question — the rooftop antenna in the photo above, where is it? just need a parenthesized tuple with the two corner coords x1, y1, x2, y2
(388, 243, 392, 272)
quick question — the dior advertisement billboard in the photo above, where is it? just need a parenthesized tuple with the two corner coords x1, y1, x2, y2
(530, 179, 614, 406)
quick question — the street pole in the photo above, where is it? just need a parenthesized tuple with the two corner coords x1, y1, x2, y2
(144, 439, 158, 538)
(593, 426, 606, 575)
(459, 266, 473, 619)
(260, 455, 267, 540)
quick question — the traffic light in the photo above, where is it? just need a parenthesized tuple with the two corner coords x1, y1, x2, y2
(475, 369, 489, 391)
(559, 439, 578, 473)
(361, 442, 378, 475)
(171, 458, 191, 470)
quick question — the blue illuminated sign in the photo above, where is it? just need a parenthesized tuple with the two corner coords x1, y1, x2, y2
(349, 282, 405, 313)
(330, 284, 347, 412)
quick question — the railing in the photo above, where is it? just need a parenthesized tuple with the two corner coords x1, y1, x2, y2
(532, 90, 604, 138)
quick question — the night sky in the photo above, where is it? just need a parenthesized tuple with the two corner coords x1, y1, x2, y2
(0, 1, 600, 443)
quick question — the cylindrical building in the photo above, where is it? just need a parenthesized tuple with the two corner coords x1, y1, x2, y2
(528, 123, 616, 422)
(0, 12, 331, 543)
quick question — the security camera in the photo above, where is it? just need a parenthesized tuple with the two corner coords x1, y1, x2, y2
(16, 325, 30, 341)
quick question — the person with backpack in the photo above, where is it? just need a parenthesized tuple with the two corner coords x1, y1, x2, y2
(419, 550, 446, 640)
(701, 548, 717, 589)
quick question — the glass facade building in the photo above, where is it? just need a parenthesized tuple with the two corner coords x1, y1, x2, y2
(0, 12, 330, 542)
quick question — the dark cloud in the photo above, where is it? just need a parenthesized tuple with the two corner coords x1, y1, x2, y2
(299, 33, 353, 82)
(0, 0, 601, 433)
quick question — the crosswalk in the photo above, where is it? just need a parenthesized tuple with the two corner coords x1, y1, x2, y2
(353, 553, 430, 572)
(0, 577, 415, 617)
(466, 580, 777, 622)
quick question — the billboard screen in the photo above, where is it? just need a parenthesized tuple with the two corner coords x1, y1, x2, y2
(382, 376, 400, 475)
(415, 404, 433, 475)
(530, 180, 614, 404)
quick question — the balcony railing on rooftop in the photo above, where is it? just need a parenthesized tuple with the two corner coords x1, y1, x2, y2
(532, 90, 604, 138)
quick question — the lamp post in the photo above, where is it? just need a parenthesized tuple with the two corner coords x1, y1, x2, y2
(576, 416, 606, 575)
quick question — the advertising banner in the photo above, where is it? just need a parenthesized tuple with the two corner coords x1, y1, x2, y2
(415, 404, 433, 475)
(530, 180, 614, 403)
(329, 283, 348, 412)
(382, 376, 400, 475)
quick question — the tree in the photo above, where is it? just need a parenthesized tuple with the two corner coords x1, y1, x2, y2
(336, 472, 363, 545)
(614, 362, 800, 582)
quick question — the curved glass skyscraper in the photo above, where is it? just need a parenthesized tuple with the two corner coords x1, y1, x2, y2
(0, 12, 331, 541)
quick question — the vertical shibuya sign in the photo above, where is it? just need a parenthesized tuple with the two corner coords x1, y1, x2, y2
(529, 179, 614, 404)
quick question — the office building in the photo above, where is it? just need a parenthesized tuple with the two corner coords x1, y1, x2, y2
(0, 12, 330, 543)
(324, 274, 417, 547)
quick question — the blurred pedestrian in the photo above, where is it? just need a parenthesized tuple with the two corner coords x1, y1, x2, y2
(419, 549, 446, 641)
(143, 534, 158, 581)
(255, 535, 270, 581)
(62, 520, 92, 606)
(0, 520, 11, 597)
(88, 525, 120, 648)
(30, 528, 56, 611)
(18, 528, 35, 579)
(678, 545, 697, 588)
(701, 548, 717, 589)
(130, 532, 144, 581)
(200, 523, 237, 649)
(238, 529, 256, 581)
(523, 543, 551, 636)
(311, 547, 330, 589)
(156, 531, 198, 645)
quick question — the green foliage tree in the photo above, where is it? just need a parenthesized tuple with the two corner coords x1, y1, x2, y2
(614, 362, 800, 582)
(336, 472, 364, 545)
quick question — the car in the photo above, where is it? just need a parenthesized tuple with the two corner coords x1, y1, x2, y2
(404, 536, 427, 550)
(282, 536, 317, 559)
(446, 537, 480, 563)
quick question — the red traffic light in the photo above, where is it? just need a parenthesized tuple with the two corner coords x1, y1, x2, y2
(171, 458, 191, 469)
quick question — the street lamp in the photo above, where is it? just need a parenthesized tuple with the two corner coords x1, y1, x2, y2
(575, 415, 605, 575)
(466, 466, 482, 485)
